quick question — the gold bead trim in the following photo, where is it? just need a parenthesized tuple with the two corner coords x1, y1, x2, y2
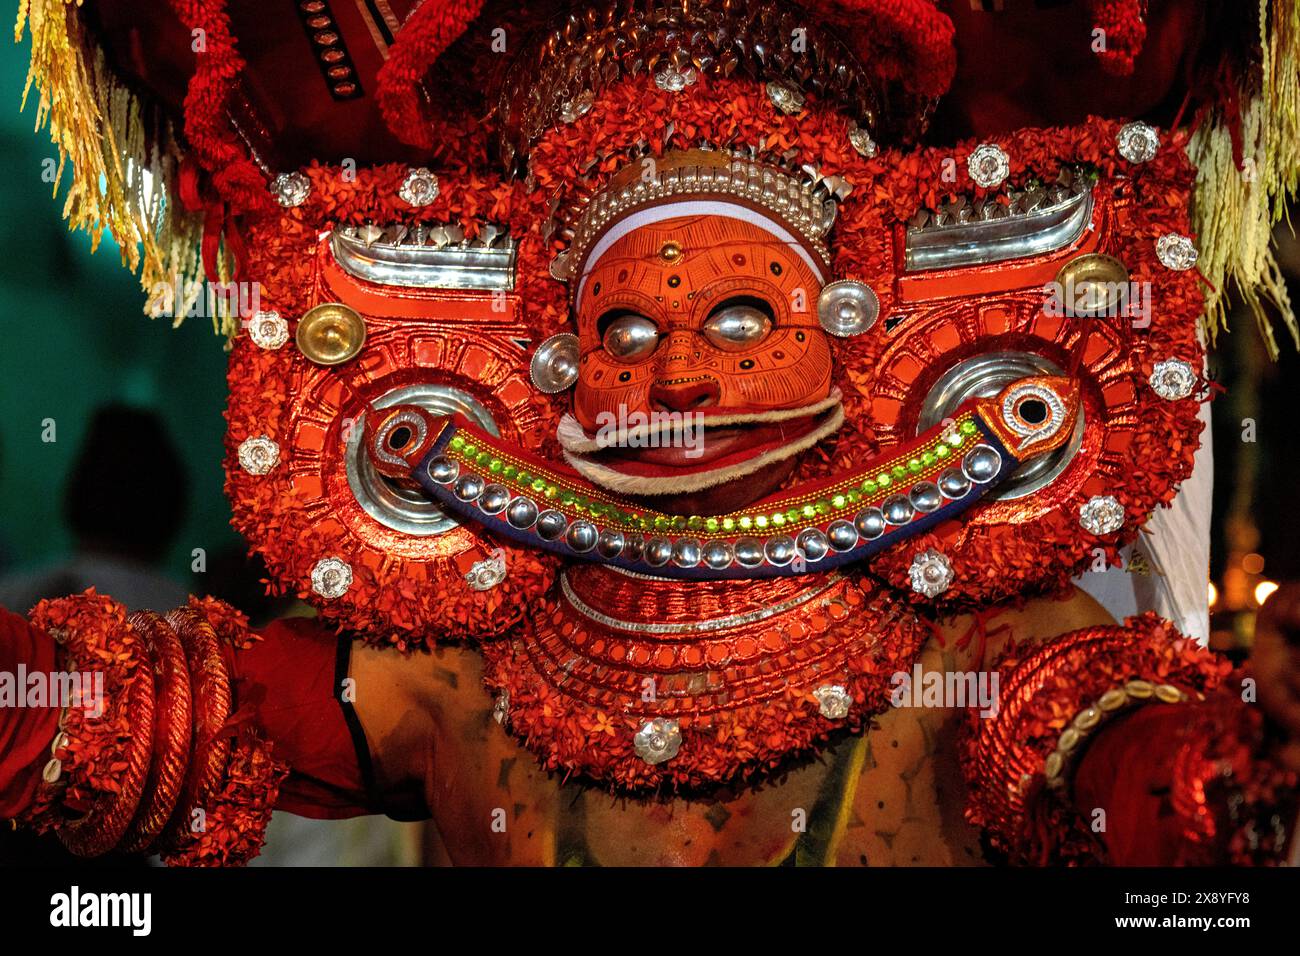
(1044, 680, 1188, 791)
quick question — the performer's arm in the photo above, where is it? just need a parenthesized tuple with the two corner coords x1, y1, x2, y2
(959, 606, 1298, 865)
(0, 593, 376, 865)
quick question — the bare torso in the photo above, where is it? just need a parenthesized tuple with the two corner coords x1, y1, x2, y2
(351, 586, 1114, 865)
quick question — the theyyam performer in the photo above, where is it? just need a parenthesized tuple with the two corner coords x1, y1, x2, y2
(2, 0, 1299, 866)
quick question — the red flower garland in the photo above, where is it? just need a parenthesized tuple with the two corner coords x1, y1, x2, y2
(165, 0, 273, 217)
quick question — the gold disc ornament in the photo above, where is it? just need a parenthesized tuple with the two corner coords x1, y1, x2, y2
(295, 302, 367, 365)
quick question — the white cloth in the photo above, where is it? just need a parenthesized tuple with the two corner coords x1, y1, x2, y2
(1074, 399, 1213, 645)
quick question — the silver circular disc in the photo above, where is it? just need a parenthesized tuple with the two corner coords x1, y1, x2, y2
(817, 280, 879, 337)
(530, 333, 581, 393)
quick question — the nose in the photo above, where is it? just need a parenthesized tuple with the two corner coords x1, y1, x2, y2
(649, 377, 720, 412)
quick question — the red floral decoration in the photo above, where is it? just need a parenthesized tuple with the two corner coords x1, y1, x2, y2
(24, 591, 155, 856)
(481, 568, 931, 791)
(853, 120, 1205, 609)
(165, 0, 272, 217)
(223, 163, 568, 648)
(375, 0, 488, 152)
(159, 732, 288, 867)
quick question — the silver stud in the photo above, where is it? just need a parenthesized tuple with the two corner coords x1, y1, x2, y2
(826, 520, 859, 552)
(529, 333, 580, 393)
(311, 557, 353, 599)
(596, 530, 625, 559)
(813, 684, 852, 719)
(453, 474, 484, 502)
(766, 81, 806, 114)
(565, 520, 598, 553)
(702, 540, 735, 570)
(398, 167, 440, 207)
(270, 171, 311, 208)
(621, 535, 646, 562)
(246, 310, 289, 350)
(908, 549, 954, 598)
(961, 444, 1002, 484)
(848, 125, 877, 158)
(764, 535, 797, 566)
(644, 537, 673, 567)
(817, 280, 879, 337)
(654, 65, 697, 92)
(1079, 495, 1124, 535)
(478, 484, 510, 515)
(881, 494, 915, 526)
(633, 718, 681, 765)
(796, 528, 830, 562)
(536, 510, 568, 541)
(506, 496, 539, 529)
(237, 435, 280, 476)
(1149, 358, 1196, 400)
(967, 144, 1010, 188)
(734, 537, 764, 568)
(1116, 121, 1160, 163)
(465, 552, 508, 591)
(427, 456, 459, 484)
(909, 481, 943, 514)
(549, 250, 572, 282)
(672, 538, 702, 568)
(937, 467, 972, 499)
(1155, 234, 1198, 271)
(854, 507, 886, 540)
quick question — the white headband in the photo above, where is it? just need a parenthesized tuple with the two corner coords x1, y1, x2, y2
(574, 199, 826, 311)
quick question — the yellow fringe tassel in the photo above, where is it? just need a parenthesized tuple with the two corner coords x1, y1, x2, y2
(16, 0, 214, 331)
(1188, 0, 1300, 357)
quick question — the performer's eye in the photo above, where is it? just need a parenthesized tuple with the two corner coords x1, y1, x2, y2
(600, 312, 661, 362)
(702, 297, 773, 351)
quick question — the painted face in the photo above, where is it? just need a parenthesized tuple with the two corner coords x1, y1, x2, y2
(561, 214, 842, 508)
(574, 214, 833, 427)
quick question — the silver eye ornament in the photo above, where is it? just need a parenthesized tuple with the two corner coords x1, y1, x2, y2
(602, 314, 661, 362)
(701, 304, 773, 351)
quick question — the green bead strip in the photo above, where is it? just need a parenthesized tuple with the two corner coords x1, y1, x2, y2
(441, 412, 984, 540)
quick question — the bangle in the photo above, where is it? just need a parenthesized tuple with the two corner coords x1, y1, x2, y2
(1044, 679, 1187, 790)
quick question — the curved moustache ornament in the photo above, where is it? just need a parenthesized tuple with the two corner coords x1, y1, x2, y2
(371, 376, 1081, 580)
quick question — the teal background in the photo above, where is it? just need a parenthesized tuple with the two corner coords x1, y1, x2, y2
(0, 39, 239, 581)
